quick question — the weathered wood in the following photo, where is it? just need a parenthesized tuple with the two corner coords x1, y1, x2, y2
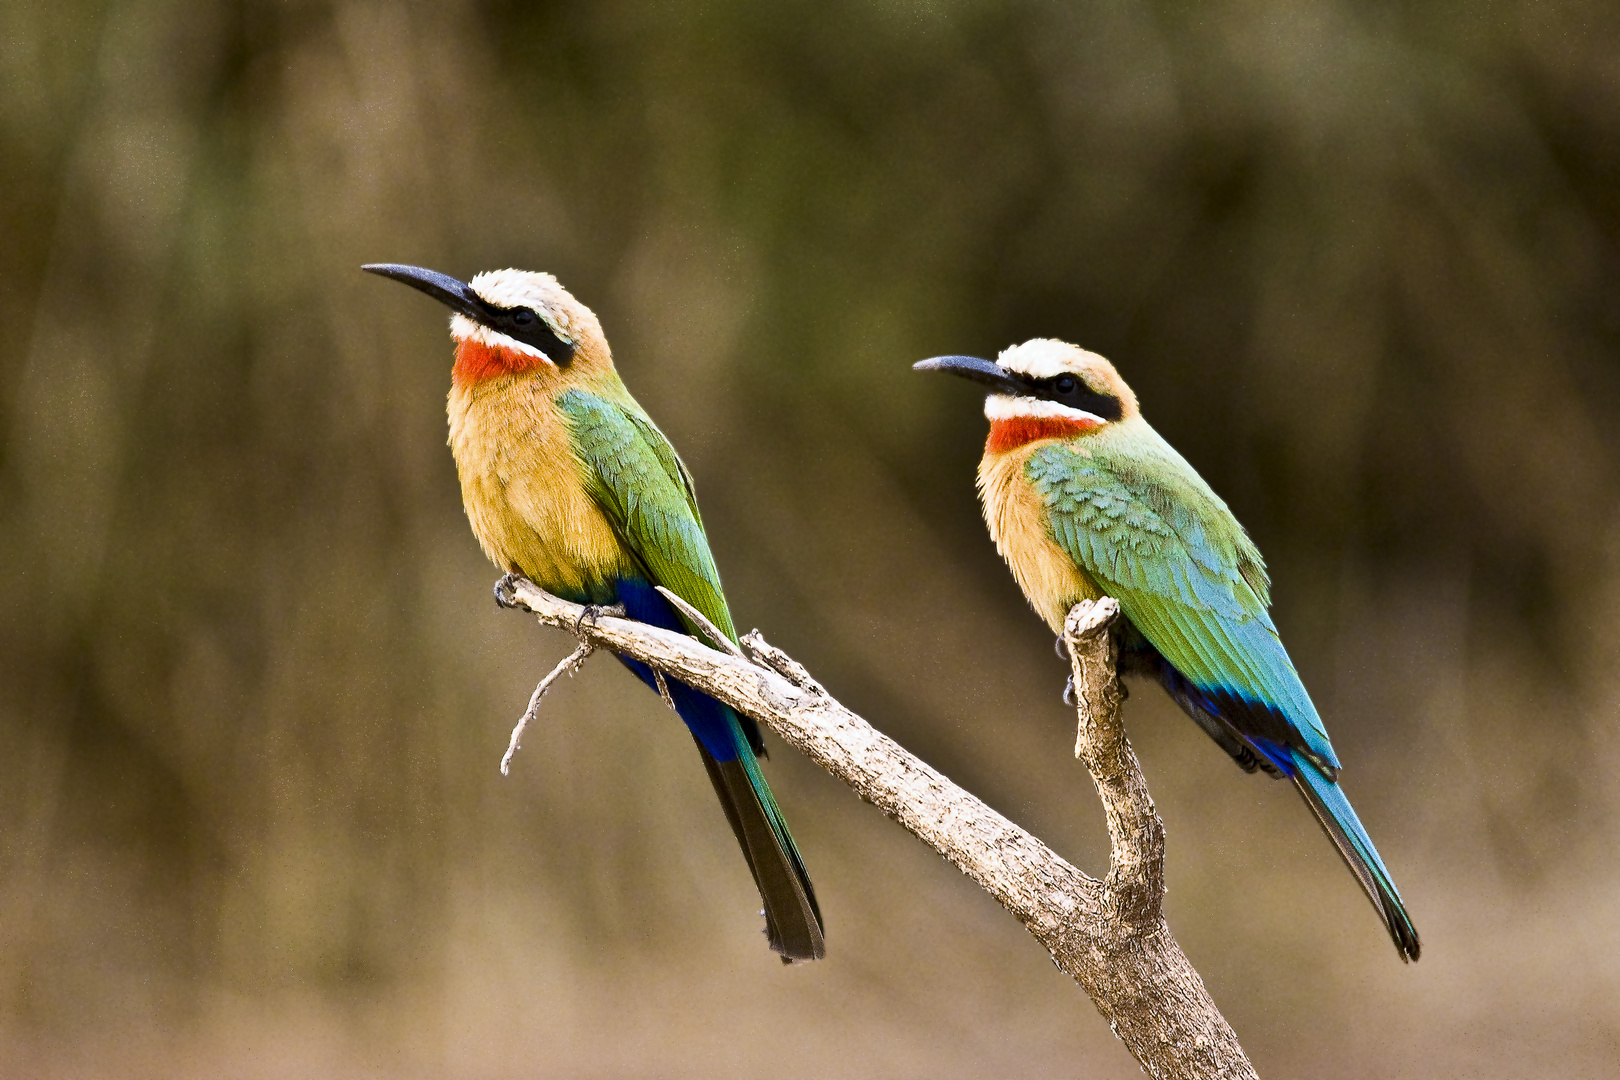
(498, 577, 1257, 1080)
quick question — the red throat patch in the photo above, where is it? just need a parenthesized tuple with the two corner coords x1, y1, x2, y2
(986, 415, 1102, 454)
(452, 338, 550, 387)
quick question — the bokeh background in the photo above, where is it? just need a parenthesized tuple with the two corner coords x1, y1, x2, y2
(3, 1, 1618, 1075)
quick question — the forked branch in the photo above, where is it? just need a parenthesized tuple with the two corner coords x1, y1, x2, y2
(496, 576, 1257, 1080)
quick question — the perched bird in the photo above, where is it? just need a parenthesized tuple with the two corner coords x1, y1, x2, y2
(916, 339, 1419, 961)
(364, 263, 823, 961)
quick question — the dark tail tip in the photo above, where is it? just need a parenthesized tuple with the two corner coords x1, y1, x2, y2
(699, 745, 825, 961)
(1288, 754, 1421, 963)
(1388, 900, 1421, 962)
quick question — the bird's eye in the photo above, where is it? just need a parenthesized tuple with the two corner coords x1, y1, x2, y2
(1055, 375, 1078, 395)
(511, 308, 536, 327)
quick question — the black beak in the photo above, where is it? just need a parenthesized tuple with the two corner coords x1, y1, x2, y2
(913, 354, 1028, 396)
(362, 263, 489, 323)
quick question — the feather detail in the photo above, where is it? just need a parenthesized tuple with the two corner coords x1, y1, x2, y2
(1017, 422, 1340, 770)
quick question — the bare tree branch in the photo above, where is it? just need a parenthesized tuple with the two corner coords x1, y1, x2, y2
(496, 576, 1258, 1080)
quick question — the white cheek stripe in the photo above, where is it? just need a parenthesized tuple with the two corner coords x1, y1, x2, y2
(450, 313, 553, 363)
(984, 394, 1106, 425)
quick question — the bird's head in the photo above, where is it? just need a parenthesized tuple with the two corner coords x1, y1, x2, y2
(363, 263, 609, 387)
(914, 339, 1139, 452)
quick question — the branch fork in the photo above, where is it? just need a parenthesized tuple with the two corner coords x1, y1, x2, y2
(493, 575, 1256, 1080)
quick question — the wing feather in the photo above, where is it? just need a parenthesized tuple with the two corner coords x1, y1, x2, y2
(1029, 433, 1338, 770)
(559, 389, 738, 644)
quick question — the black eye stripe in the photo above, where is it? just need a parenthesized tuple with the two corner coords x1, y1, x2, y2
(476, 301, 576, 365)
(1025, 373, 1124, 421)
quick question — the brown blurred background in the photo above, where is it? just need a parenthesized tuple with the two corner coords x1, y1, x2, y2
(3, 1, 1618, 1075)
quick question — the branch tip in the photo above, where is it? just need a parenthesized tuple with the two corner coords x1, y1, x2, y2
(1065, 596, 1121, 641)
(653, 668, 678, 713)
(739, 630, 825, 695)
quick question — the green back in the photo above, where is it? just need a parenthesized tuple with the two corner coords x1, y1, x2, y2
(1028, 419, 1337, 768)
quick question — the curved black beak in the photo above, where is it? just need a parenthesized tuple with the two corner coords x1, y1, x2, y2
(913, 354, 1027, 396)
(362, 263, 488, 323)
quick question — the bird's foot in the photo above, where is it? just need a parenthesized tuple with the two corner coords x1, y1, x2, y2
(494, 572, 524, 609)
(574, 604, 607, 635)
(1062, 674, 1076, 707)
(1054, 634, 1070, 661)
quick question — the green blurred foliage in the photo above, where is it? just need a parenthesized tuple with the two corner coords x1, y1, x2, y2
(2, 1, 1618, 1075)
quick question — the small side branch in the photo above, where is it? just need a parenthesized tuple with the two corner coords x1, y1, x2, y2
(497, 576, 1256, 1080)
(500, 643, 594, 776)
(655, 585, 746, 658)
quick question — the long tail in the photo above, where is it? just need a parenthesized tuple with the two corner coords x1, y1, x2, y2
(610, 574, 822, 960)
(621, 661, 823, 960)
(1289, 750, 1420, 961)
(693, 720, 825, 962)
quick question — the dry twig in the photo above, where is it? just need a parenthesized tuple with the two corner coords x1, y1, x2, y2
(500, 643, 594, 776)
(655, 585, 746, 658)
(493, 575, 1257, 1080)
(652, 668, 678, 713)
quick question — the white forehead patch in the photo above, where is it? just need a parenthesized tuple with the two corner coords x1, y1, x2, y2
(466, 268, 579, 343)
(467, 268, 557, 309)
(449, 313, 552, 362)
(984, 394, 1107, 425)
(996, 338, 1109, 379)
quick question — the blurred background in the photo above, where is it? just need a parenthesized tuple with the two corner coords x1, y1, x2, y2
(3, 0, 1618, 1075)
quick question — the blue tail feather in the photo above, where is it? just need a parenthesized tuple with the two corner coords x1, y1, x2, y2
(1127, 609, 1418, 959)
(613, 576, 747, 761)
(1288, 750, 1421, 961)
(608, 574, 824, 959)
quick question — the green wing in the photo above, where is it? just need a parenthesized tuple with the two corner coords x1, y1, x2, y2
(559, 390, 825, 960)
(558, 388, 738, 643)
(1028, 428, 1337, 769)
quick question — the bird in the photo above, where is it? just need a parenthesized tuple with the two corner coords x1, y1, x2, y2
(915, 339, 1419, 961)
(363, 262, 823, 961)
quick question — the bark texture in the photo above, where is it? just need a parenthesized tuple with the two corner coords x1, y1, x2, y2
(499, 577, 1258, 1080)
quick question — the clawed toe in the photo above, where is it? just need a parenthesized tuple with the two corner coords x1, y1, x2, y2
(493, 572, 523, 608)
(574, 604, 604, 634)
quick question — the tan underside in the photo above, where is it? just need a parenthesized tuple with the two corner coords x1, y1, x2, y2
(447, 373, 633, 595)
(978, 440, 1102, 633)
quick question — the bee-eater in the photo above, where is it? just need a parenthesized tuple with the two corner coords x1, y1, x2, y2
(364, 263, 823, 961)
(916, 339, 1419, 961)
